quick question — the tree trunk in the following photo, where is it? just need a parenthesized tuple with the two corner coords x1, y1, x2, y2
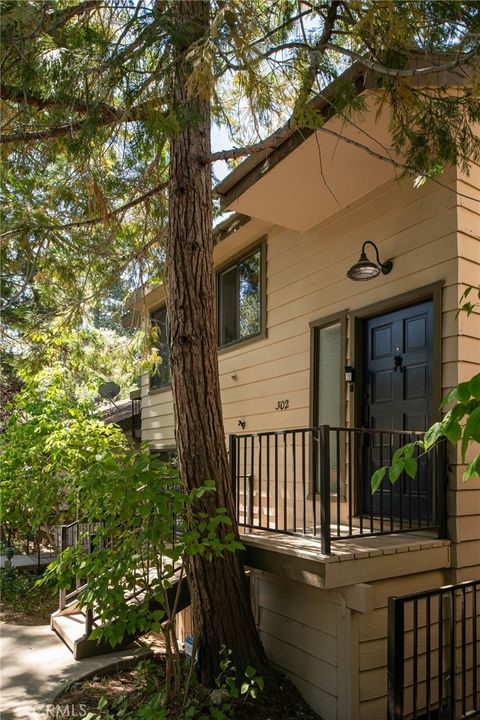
(165, 0, 269, 685)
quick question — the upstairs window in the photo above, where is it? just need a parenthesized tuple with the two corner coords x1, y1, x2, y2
(217, 244, 264, 348)
(150, 305, 171, 389)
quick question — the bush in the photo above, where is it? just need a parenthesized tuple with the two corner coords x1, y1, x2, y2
(0, 566, 57, 622)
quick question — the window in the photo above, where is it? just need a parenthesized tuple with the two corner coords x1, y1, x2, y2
(217, 245, 264, 348)
(311, 316, 346, 494)
(150, 305, 171, 389)
(315, 322, 342, 431)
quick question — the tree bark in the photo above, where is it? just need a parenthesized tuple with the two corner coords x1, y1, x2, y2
(165, 0, 269, 685)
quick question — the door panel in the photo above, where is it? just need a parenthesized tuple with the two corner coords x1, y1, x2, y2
(362, 301, 433, 519)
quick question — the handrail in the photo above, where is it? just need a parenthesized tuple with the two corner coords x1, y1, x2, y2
(388, 578, 480, 720)
(229, 425, 447, 553)
(233, 425, 426, 439)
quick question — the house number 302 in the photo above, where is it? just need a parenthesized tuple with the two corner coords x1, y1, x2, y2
(275, 400, 289, 411)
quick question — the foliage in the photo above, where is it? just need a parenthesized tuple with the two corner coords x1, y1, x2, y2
(22, 325, 141, 403)
(1, 1, 479, 342)
(42, 448, 244, 705)
(0, 372, 128, 542)
(372, 372, 480, 494)
(0, 566, 57, 622)
(68, 650, 264, 720)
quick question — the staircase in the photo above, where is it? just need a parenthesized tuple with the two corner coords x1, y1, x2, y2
(51, 520, 190, 659)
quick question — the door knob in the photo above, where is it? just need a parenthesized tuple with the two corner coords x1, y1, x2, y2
(394, 355, 404, 372)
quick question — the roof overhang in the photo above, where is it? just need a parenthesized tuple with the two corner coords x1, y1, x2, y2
(220, 91, 400, 232)
(215, 59, 472, 233)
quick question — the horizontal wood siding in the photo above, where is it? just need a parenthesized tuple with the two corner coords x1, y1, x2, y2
(142, 171, 459, 449)
(453, 159, 480, 581)
(253, 571, 339, 720)
(137, 162, 479, 720)
(358, 570, 450, 720)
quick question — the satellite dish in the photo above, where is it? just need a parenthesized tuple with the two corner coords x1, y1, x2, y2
(98, 382, 121, 401)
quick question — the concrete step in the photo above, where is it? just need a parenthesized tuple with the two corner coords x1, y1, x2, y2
(51, 611, 134, 660)
(51, 574, 191, 659)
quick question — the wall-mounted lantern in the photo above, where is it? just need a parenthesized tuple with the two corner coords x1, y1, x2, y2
(347, 241, 393, 281)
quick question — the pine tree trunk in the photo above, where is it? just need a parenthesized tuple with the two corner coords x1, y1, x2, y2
(165, 0, 269, 685)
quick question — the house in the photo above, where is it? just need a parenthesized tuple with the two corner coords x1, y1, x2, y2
(101, 388, 142, 445)
(123, 64, 480, 717)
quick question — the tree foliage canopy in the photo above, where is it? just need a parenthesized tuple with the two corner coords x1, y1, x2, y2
(2, 0, 480, 348)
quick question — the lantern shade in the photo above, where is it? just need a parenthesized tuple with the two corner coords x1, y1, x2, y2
(346, 242, 393, 281)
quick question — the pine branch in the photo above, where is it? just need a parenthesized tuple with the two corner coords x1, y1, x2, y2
(0, 116, 118, 144)
(292, 0, 340, 117)
(210, 125, 293, 162)
(324, 43, 479, 78)
(0, 83, 117, 116)
(6, 0, 102, 42)
(1, 181, 168, 237)
(51, 0, 102, 26)
(0, 99, 166, 144)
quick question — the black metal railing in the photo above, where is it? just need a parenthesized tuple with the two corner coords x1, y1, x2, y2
(388, 579, 480, 720)
(132, 396, 141, 432)
(59, 520, 102, 622)
(229, 425, 447, 554)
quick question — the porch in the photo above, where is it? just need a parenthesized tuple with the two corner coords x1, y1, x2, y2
(229, 425, 448, 558)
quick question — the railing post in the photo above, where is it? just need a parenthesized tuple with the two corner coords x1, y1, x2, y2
(247, 474, 254, 527)
(319, 425, 331, 555)
(229, 434, 237, 505)
(59, 525, 67, 611)
(388, 596, 405, 720)
(437, 440, 448, 539)
(85, 608, 93, 638)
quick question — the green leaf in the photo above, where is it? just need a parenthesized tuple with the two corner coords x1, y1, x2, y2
(462, 406, 480, 462)
(98, 696, 108, 710)
(389, 460, 404, 484)
(404, 457, 417, 479)
(463, 456, 480, 482)
(469, 374, 480, 400)
(443, 420, 462, 445)
(245, 665, 256, 678)
(240, 682, 250, 695)
(442, 382, 470, 407)
(403, 444, 415, 459)
(371, 467, 387, 493)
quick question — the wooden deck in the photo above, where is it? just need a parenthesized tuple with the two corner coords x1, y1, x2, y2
(240, 529, 451, 590)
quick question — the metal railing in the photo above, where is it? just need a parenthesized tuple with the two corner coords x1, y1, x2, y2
(132, 396, 141, 432)
(388, 579, 480, 720)
(229, 425, 447, 554)
(58, 520, 102, 615)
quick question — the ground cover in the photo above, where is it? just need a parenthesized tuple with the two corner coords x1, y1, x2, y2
(0, 566, 57, 625)
(58, 651, 320, 720)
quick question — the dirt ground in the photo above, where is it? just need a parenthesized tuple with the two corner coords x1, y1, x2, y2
(59, 650, 320, 720)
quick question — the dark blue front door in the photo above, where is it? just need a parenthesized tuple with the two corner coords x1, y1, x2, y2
(362, 300, 433, 520)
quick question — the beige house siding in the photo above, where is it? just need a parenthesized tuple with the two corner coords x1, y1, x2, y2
(142, 169, 459, 443)
(136, 160, 479, 719)
(451, 159, 480, 581)
(251, 571, 340, 720)
(357, 570, 449, 720)
(141, 166, 470, 558)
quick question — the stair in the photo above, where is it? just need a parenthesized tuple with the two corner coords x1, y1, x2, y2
(51, 575, 190, 659)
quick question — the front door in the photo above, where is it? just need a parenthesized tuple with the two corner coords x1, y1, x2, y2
(362, 300, 433, 519)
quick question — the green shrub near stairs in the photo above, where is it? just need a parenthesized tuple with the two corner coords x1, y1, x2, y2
(41, 447, 244, 706)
